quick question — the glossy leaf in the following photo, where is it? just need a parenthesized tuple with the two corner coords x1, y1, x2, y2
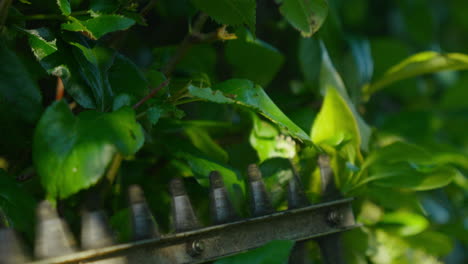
(23, 27, 58, 60)
(188, 79, 313, 145)
(316, 43, 371, 152)
(33, 101, 144, 199)
(214, 240, 294, 264)
(57, 0, 71, 15)
(62, 15, 135, 40)
(191, 0, 256, 34)
(364, 51, 468, 97)
(311, 86, 360, 161)
(69, 42, 113, 110)
(225, 29, 284, 86)
(279, 0, 328, 37)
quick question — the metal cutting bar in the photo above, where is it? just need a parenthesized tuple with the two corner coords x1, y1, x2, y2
(28, 198, 358, 264)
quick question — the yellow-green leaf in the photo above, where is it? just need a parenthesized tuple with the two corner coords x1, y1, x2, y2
(364, 51, 468, 97)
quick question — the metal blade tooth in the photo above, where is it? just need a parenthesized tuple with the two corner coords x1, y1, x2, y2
(170, 178, 200, 232)
(318, 154, 342, 201)
(287, 174, 310, 209)
(81, 209, 115, 250)
(0, 210, 30, 264)
(247, 164, 274, 217)
(34, 200, 77, 259)
(286, 171, 311, 264)
(209, 171, 238, 224)
(128, 185, 160, 241)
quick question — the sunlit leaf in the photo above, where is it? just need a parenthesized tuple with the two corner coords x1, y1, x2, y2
(62, 15, 135, 40)
(318, 42, 371, 152)
(188, 79, 313, 146)
(57, 0, 71, 15)
(33, 101, 144, 199)
(364, 51, 468, 97)
(379, 211, 429, 236)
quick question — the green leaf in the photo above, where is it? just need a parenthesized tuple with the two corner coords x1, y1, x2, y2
(311, 86, 360, 162)
(33, 101, 144, 199)
(0, 42, 42, 124)
(405, 231, 454, 256)
(69, 42, 113, 111)
(214, 240, 294, 264)
(364, 51, 468, 97)
(279, 0, 328, 37)
(225, 29, 284, 86)
(249, 113, 296, 162)
(22, 27, 58, 60)
(0, 170, 36, 238)
(188, 79, 313, 145)
(62, 15, 136, 40)
(315, 42, 371, 152)
(108, 54, 149, 98)
(185, 127, 229, 163)
(57, 0, 71, 15)
(379, 211, 429, 236)
(357, 142, 457, 191)
(191, 0, 256, 34)
(368, 165, 458, 191)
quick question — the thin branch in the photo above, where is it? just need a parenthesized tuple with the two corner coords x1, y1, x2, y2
(161, 13, 209, 76)
(133, 79, 170, 109)
(55, 77, 64, 101)
(105, 154, 123, 183)
(140, 0, 158, 17)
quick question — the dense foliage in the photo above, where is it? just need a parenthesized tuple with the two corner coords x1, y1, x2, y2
(1, 0, 468, 263)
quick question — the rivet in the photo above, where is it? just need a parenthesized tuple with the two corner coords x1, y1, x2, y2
(326, 210, 343, 226)
(187, 240, 205, 256)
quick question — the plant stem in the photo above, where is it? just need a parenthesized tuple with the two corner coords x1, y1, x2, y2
(133, 79, 170, 109)
(140, 0, 158, 17)
(162, 12, 209, 76)
(105, 153, 123, 183)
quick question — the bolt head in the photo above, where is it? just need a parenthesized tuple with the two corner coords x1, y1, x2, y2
(187, 240, 205, 256)
(326, 210, 343, 226)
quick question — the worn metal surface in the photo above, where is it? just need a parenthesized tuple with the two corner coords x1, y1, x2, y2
(27, 198, 357, 264)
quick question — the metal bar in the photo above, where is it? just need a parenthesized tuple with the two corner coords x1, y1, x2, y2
(28, 198, 358, 264)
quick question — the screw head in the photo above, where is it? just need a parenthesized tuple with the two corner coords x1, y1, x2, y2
(326, 210, 343, 226)
(187, 240, 205, 256)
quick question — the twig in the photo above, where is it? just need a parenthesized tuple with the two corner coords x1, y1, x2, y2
(162, 13, 209, 76)
(56, 77, 64, 100)
(105, 153, 123, 183)
(133, 79, 170, 109)
(140, 0, 158, 17)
